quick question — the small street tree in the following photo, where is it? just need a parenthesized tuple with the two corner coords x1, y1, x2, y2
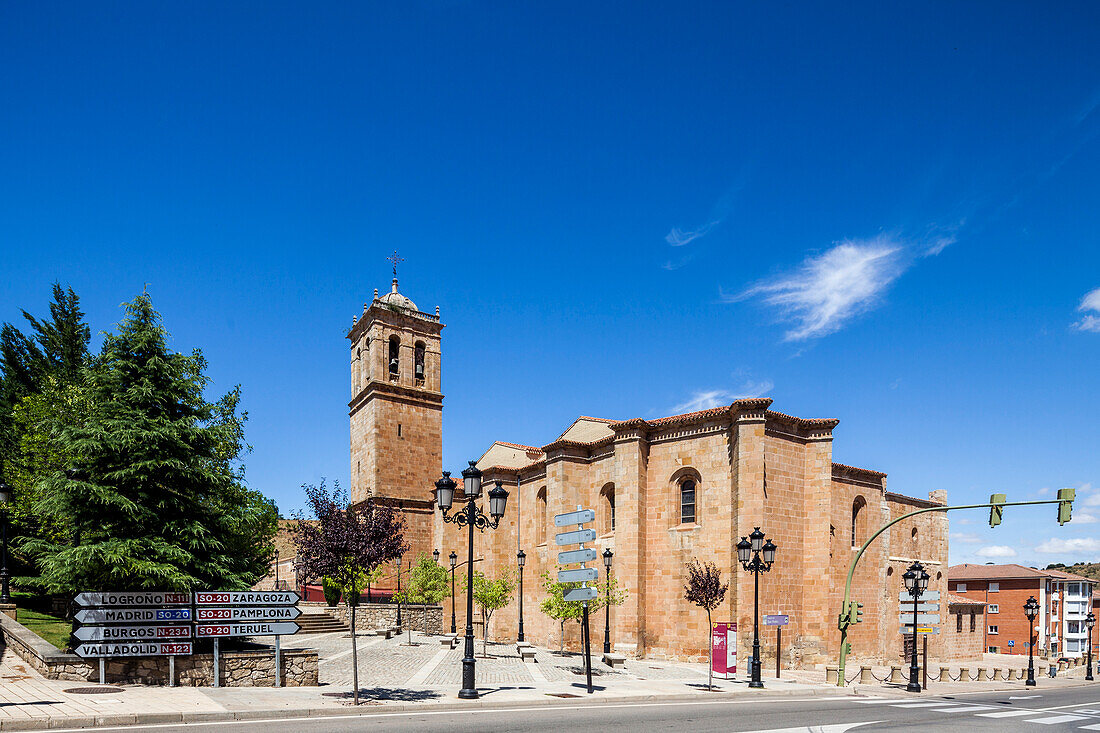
(291, 480, 407, 705)
(684, 560, 728, 690)
(540, 566, 627, 655)
(406, 553, 449, 635)
(465, 569, 515, 657)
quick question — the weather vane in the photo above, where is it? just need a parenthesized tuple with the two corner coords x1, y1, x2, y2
(387, 250, 405, 279)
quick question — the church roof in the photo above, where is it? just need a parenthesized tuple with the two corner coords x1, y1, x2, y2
(377, 278, 419, 312)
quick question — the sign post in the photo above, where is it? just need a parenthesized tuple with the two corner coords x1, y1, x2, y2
(195, 591, 300, 688)
(763, 615, 787, 679)
(555, 506, 596, 694)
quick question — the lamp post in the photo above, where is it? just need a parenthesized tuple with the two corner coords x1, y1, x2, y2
(0, 482, 11, 604)
(274, 549, 280, 590)
(1085, 611, 1095, 682)
(602, 548, 613, 655)
(396, 554, 403, 627)
(1024, 595, 1039, 687)
(435, 462, 509, 699)
(737, 527, 777, 689)
(902, 561, 929, 693)
(517, 550, 526, 643)
(449, 551, 458, 634)
(433, 549, 440, 564)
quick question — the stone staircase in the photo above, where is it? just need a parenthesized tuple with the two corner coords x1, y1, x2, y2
(296, 611, 349, 634)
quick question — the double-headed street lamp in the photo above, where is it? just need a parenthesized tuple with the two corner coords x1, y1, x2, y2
(902, 561, 930, 693)
(448, 551, 458, 634)
(1086, 611, 1095, 682)
(737, 527, 777, 689)
(0, 482, 11, 604)
(602, 548, 613, 655)
(517, 550, 526, 643)
(435, 461, 509, 700)
(1024, 595, 1040, 686)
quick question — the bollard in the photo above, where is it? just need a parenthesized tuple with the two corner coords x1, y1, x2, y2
(826, 665, 838, 684)
(958, 666, 969, 682)
(936, 666, 949, 682)
(992, 668, 1003, 681)
(889, 665, 904, 683)
(977, 668, 989, 681)
(860, 665, 873, 685)
(1058, 661, 1066, 672)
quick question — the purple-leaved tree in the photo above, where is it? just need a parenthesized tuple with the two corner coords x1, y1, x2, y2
(291, 480, 407, 705)
(684, 560, 729, 690)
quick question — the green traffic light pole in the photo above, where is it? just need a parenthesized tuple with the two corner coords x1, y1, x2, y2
(836, 490, 1075, 687)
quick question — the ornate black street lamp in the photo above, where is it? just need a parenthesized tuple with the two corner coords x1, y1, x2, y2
(1085, 611, 1095, 682)
(517, 550, 526, 643)
(433, 549, 440, 564)
(737, 527, 777, 689)
(1024, 595, 1040, 687)
(274, 549, 280, 590)
(0, 482, 11, 604)
(395, 554, 403, 627)
(902, 561, 930, 693)
(435, 462, 508, 699)
(448, 551, 458, 634)
(602, 548, 613, 655)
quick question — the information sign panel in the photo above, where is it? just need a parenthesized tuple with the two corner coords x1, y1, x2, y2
(899, 590, 940, 602)
(74, 592, 190, 607)
(554, 529, 596, 546)
(558, 568, 599, 584)
(899, 626, 939, 635)
(73, 624, 191, 642)
(74, 642, 192, 658)
(897, 613, 940, 625)
(558, 548, 597, 565)
(194, 606, 301, 622)
(75, 608, 192, 624)
(193, 591, 300, 606)
(554, 509, 595, 527)
(563, 587, 597, 602)
(711, 622, 737, 677)
(195, 622, 300, 638)
(763, 614, 789, 626)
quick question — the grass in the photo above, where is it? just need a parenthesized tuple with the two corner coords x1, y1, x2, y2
(12, 592, 71, 650)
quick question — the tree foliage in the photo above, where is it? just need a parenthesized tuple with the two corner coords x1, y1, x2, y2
(540, 566, 627, 654)
(398, 553, 449, 635)
(684, 560, 728, 689)
(20, 291, 277, 593)
(465, 569, 515, 656)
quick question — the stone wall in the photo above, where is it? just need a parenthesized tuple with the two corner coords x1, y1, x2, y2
(0, 613, 317, 686)
(327, 602, 443, 633)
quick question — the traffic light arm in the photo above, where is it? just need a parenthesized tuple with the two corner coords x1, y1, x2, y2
(835, 497, 1067, 687)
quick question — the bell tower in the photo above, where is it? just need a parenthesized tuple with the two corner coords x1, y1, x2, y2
(347, 254, 442, 561)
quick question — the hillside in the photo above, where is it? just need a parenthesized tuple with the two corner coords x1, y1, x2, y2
(1044, 562, 1100, 581)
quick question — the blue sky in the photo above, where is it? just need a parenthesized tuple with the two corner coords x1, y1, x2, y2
(2, 2, 1098, 567)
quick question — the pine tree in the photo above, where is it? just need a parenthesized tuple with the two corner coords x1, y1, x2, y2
(22, 291, 277, 593)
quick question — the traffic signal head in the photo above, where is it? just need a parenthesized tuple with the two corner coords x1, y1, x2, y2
(989, 493, 1006, 528)
(1057, 487, 1075, 525)
(841, 640, 852, 658)
(852, 601, 864, 624)
(838, 606, 851, 630)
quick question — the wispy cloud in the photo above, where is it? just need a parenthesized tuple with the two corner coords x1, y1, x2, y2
(950, 532, 981, 544)
(666, 221, 720, 247)
(1073, 513, 1098, 524)
(1035, 537, 1100, 554)
(976, 545, 1017, 559)
(670, 379, 774, 414)
(729, 236, 906, 341)
(1072, 287, 1100, 333)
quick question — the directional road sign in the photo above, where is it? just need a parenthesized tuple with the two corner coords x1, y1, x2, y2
(763, 614, 789, 626)
(74, 642, 193, 658)
(899, 626, 939, 635)
(912, 603, 939, 613)
(558, 548, 597, 565)
(898, 613, 940, 625)
(555, 528, 596, 546)
(558, 568, 599, 584)
(899, 590, 940, 602)
(194, 606, 301, 622)
(72, 624, 191, 642)
(74, 592, 191, 607)
(195, 622, 300, 638)
(75, 608, 192, 624)
(194, 591, 300, 606)
(554, 509, 595, 527)
(564, 587, 598, 602)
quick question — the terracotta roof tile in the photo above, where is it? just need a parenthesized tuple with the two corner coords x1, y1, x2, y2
(832, 462, 887, 478)
(948, 593, 986, 606)
(948, 563, 1048, 580)
(495, 441, 544, 454)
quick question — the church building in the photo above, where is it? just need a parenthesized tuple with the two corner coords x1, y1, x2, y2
(347, 274, 950, 666)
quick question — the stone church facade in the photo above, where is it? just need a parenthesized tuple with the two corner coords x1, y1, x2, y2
(348, 278, 950, 666)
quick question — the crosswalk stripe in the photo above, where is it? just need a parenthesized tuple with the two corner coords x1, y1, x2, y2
(924, 705, 998, 712)
(850, 699, 894, 704)
(1078, 724, 1100, 731)
(975, 710, 1038, 718)
(1024, 714, 1088, 725)
(891, 702, 954, 708)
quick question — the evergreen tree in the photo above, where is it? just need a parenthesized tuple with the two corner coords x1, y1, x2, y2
(22, 291, 277, 593)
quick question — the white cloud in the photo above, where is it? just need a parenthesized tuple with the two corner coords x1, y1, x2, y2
(670, 379, 774, 414)
(955, 517, 972, 526)
(731, 236, 906, 341)
(1035, 537, 1100, 554)
(666, 221, 720, 247)
(1073, 513, 1098, 524)
(950, 532, 980, 544)
(976, 545, 1018, 559)
(1073, 287, 1100, 332)
(923, 234, 956, 257)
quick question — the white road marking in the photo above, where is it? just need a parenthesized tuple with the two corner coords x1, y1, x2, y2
(924, 704, 998, 712)
(1078, 724, 1100, 731)
(975, 710, 1039, 718)
(1025, 714, 1088, 725)
(850, 699, 896, 704)
(739, 724, 882, 733)
(891, 702, 954, 708)
(1008, 695, 1037, 699)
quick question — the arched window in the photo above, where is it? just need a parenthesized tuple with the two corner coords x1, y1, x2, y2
(388, 336, 400, 378)
(851, 496, 866, 548)
(536, 487, 548, 545)
(911, 526, 919, 554)
(600, 483, 615, 533)
(414, 342, 426, 382)
(680, 479, 696, 525)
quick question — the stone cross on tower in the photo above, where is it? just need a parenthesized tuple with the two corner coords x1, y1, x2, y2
(387, 250, 405, 280)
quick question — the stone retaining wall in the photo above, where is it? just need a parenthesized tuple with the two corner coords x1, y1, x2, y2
(0, 613, 317, 686)
(327, 602, 443, 633)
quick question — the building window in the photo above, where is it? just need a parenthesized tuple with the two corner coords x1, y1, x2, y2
(414, 341, 426, 383)
(1068, 621, 1080, 634)
(956, 583, 967, 593)
(988, 625, 998, 634)
(537, 487, 548, 545)
(680, 479, 696, 525)
(388, 336, 400, 378)
(600, 484, 615, 533)
(970, 612, 976, 632)
(988, 582, 999, 593)
(988, 604, 999, 614)
(851, 496, 865, 548)
(957, 613, 963, 633)
(988, 646, 998, 654)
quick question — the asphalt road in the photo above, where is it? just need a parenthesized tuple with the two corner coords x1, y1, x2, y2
(52, 685, 1100, 733)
